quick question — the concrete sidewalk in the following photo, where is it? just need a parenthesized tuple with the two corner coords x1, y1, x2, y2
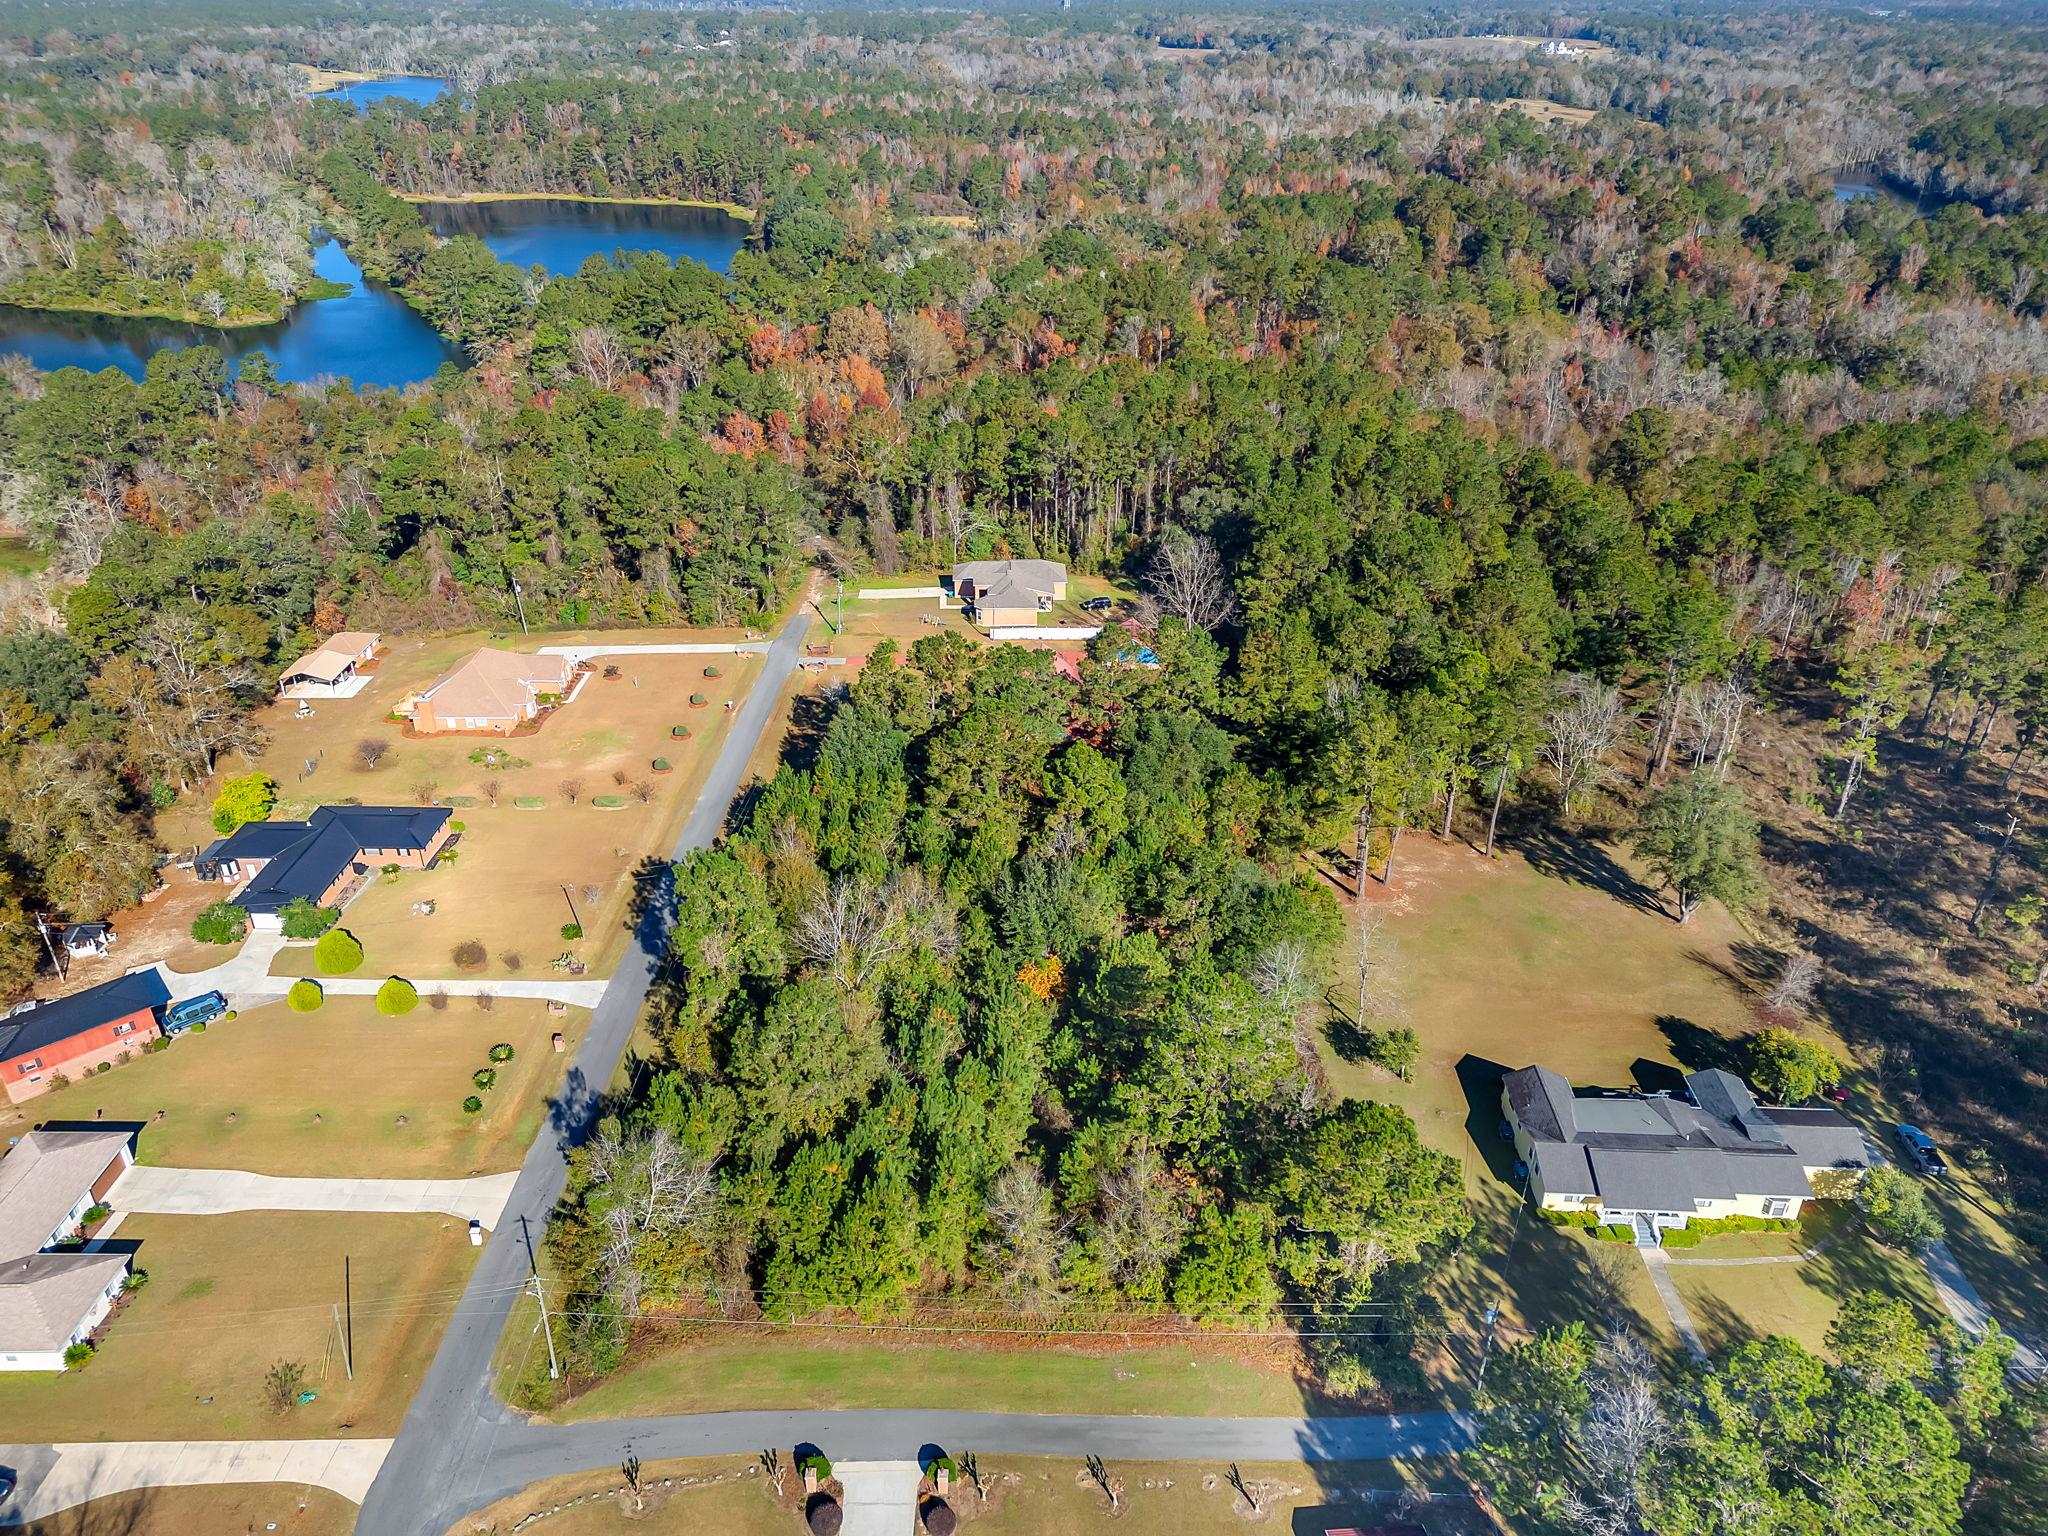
(0, 1439, 391, 1526)
(111, 1166, 519, 1228)
(313, 976, 607, 1005)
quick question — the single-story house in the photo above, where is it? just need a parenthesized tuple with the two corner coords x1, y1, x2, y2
(197, 805, 454, 926)
(277, 631, 381, 698)
(59, 922, 114, 960)
(1502, 1064, 1870, 1245)
(950, 559, 1068, 629)
(0, 972, 168, 1105)
(0, 1127, 137, 1370)
(402, 648, 576, 735)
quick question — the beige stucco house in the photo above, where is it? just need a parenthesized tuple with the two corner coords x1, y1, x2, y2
(1501, 1064, 1870, 1245)
(0, 1128, 136, 1370)
(950, 559, 1068, 628)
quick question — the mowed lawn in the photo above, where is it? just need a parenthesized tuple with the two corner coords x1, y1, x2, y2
(19, 1484, 357, 1536)
(0, 996, 588, 1178)
(1316, 828, 1864, 1359)
(0, 1211, 475, 1440)
(523, 1328, 1318, 1423)
(154, 628, 765, 977)
(451, 1460, 783, 1536)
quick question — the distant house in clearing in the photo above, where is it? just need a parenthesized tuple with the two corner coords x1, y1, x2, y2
(277, 631, 381, 698)
(949, 559, 1067, 629)
(0, 971, 168, 1105)
(197, 805, 454, 926)
(0, 1127, 137, 1370)
(402, 648, 576, 735)
(1502, 1064, 1870, 1245)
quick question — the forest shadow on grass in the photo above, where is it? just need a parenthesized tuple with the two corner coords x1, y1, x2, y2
(1502, 821, 1665, 919)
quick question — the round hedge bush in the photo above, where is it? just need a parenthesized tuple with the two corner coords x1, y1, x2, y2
(670, 725, 690, 739)
(488, 1042, 515, 1063)
(462, 1095, 484, 1115)
(315, 927, 365, 975)
(375, 977, 419, 1016)
(190, 901, 249, 945)
(652, 757, 672, 772)
(286, 979, 324, 1013)
(702, 665, 722, 679)
(688, 692, 708, 707)
(560, 922, 583, 941)
(472, 1067, 497, 1090)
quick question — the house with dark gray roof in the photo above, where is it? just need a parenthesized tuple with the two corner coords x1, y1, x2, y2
(1501, 1064, 1870, 1245)
(196, 805, 453, 927)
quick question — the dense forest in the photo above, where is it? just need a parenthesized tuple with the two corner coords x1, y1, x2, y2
(1, 9, 2047, 1515)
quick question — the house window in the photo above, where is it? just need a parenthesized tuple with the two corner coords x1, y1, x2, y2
(1763, 1198, 1793, 1219)
(17, 1057, 40, 1074)
(113, 1021, 134, 1037)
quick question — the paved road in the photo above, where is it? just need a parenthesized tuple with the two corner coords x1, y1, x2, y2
(354, 603, 812, 1536)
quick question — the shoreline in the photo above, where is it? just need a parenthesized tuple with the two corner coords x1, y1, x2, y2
(396, 188, 756, 222)
(295, 63, 385, 95)
(0, 294, 292, 330)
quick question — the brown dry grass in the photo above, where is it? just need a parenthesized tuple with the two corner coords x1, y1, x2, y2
(17, 1483, 357, 1536)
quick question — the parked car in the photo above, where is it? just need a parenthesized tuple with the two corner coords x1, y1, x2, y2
(468, 1219, 484, 1247)
(163, 990, 228, 1035)
(1079, 596, 1114, 614)
(1895, 1123, 1948, 1176)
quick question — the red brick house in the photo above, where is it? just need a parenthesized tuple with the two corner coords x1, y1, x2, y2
(0, 971, 169, 1105)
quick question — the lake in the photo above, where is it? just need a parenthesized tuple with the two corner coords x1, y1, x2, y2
(0, 238, 463, 388)
(1832, 167, 1948, 214)
(316, 75, 450, 111)
(414, 197, 748, 276)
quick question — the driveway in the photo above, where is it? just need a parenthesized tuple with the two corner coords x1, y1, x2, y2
(153, 928, 288, 1006)
(837, 1461, 922, 1536)
(111, 1166, 518, 1228)
(0, 1439, 391, 1526)
(1922, 1238, 2047, 1377)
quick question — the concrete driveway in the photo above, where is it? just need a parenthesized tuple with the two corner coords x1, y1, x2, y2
(0, 1439, 391, 1526)
(836, 1461, 922, 1536)
(111, 1166, 518, 1227)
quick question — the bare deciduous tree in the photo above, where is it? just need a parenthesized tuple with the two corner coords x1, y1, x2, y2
(1541, 674, 1627, 819)
(584, 1125, 722, 1315)
(1144, 529, 1235, 632)
(1767, 950, 1822, 1014)
(975, 1161, 1071, 1316)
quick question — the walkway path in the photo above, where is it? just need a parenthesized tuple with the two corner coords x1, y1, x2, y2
(1640, 1248, 1708, 1360)
(111, 1165, 518, 1228)
(315, 976, 607, 1006)
(836, 1461, 923, 1536)
(1922, 1238, 2047, 1377)
(538, 640, 771, 664)
(0, 1439, 392, 1526)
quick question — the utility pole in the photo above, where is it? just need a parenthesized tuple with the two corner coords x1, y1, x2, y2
(520, 1215, 561, 1380)
(34, 915, 67, 981)
(834, 576, 845, 636)
(341, 1255, 354, 1380)
(509, 575, 529, 635)
(1969, 810, 2023, 931)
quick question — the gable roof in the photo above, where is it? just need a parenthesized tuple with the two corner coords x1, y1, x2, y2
(200, 806, 451, 914)
(0, 972, 168, 1067)
(416, 648, 573, 722)
(0, 1251, 128, 1353)
(1504, 1063, 1869, 1211)
(0, 1128, 134, 1263)
(952, 559, 1066, 602)
(280, 631, 381, 684)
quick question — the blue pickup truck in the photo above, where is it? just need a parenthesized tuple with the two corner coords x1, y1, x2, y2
(162, 991, 228, 1036)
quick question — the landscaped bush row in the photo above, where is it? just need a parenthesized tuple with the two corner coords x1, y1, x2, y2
(1659, 1214, 1798, 1248)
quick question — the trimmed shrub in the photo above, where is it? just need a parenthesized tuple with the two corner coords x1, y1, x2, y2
(488, 1042, 515, 1062)
(315, 928, 365, 975)
(82, 1202, 111, 1226)
(652, 757, 672, 772)
(375, 977, 420, 1016)
(123, 1268, 150, 1292)
(287, 979, 324, 1013)
(473, 1068, 497, 1090)
(1595, 1223, 1636, 1242)
(513, 795, 546, 809)
(1538, 1207, 1601, 1230)
(462, 1095, 484, 1115)
(688, 692, 708, 707)
(702, 665, 722, 678)
(448, 818, 468, 831)
(592, 794, 628, 808)
(63, 1342, 94, 1368)
(670, 725, 690, 739)
(278, 898, 339, 940)
(560, 922, 584, 941)
(191, 902, 249, 945)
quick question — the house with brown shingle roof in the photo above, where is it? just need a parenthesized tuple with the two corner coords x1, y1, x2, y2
(402, 649, 576, 735)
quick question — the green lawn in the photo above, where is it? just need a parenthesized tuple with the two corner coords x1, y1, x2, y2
(0, 1211, 476, 1441)
(520, 1328, 1320, 1423)
(0, 996, 588, 1178)
(0, 534, 46, 576)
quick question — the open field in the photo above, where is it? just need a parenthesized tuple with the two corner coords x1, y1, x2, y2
(18, 1483, 357, 1536)
(1497, 97, 1600, 126)
(0, 996, 587, 1178)
(151, 628, 762, 978)
(515, 1326, 1322, 1423)
(0, 1210, 475, 1440)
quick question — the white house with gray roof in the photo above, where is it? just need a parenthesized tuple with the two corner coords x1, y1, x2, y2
(1501, 1065, 1870, 1246)
(949, 559, 1068, 628)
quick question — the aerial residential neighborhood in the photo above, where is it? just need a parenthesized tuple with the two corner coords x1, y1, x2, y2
(2, 4, 2047, 1535)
